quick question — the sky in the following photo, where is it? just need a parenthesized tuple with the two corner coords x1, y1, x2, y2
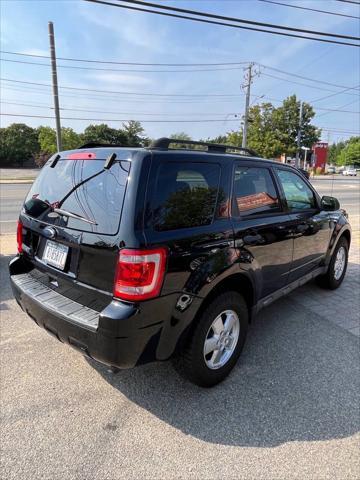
(0, 0, 359, 144)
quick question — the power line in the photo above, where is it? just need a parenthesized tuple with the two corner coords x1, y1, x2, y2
(0, 77, 244, 97)
(0, 84, 244, 104)
(0, 57, 247, 73)
(334, 0, 360, 5)
(316, 100, 360, 118)
(2, 112, 357, 134)
(3, 99, 358, 115)
(3, 53, 357, 92)
(258, 64, 360, 90)
(114, 0, 360, 40)
(257, 0, 359, 20)
(0, 112, 242, 123)
(260, 72, 347, 93)
(83, 0, 360, 47)
(0, 49, 247, 66)
(312, 85, 360, 103)
(319, 127, 359, 133)
(0, 100, 243, 116)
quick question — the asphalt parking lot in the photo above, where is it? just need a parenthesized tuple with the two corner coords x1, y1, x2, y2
(1, 176, 359, 479)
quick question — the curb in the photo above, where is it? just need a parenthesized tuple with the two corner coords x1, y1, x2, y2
(0, 180, 34, 184)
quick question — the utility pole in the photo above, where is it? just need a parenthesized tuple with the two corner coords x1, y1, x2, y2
(48, 21, 62, 151)
(295, 101, 303, 168)
(242, 63, 254, 149)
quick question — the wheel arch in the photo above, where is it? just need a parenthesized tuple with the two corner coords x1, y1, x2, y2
(175, 273, 255, 353)
(329, 226, 351, 259)
(340, 229, 351, 248)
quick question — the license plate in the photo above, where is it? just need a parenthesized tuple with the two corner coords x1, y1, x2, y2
(43, 240, 69, 270)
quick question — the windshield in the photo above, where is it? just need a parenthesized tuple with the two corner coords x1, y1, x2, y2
(24, 157, 130, 235)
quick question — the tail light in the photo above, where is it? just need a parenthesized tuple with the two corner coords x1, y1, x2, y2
(17, 220, 23, 253)
(114, 248, 167, 301)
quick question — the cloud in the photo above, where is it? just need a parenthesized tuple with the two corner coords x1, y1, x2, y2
(77, 2, 168, 54)
(19, 48, 49, 57)
(91, 72, 153, 86)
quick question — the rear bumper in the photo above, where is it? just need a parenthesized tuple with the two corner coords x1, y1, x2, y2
(9, 256, 169, 369)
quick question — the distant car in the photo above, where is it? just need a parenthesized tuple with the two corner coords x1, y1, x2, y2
(327, 166, 336, 174)
(342, 167, 357, 176)
(298, 168, 310, 179)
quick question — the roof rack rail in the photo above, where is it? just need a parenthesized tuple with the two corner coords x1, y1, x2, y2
(150, 137, 259, 157)
(79, 142, 124, 149)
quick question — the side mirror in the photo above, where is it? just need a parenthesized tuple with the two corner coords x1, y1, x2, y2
(321, 195, 340, 211)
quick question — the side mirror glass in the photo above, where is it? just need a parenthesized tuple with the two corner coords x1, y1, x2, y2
(321, 195, 340, 211)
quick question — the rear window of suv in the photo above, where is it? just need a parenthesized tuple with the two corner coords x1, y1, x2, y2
(149, 162, 220, 231)
(24, 156, 130, 235)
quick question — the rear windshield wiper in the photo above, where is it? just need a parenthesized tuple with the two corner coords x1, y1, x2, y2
(53, 208, 98, 225)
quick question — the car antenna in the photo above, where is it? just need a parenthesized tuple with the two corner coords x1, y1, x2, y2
(50, 154, 61, 168)
(104, 153, 117, 170)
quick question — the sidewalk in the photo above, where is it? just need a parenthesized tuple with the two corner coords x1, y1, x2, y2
(0, 168, 38, 184)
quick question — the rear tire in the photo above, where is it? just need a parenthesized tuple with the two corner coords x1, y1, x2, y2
(317, 237, 349, 290)
(175, 291, 248, 387)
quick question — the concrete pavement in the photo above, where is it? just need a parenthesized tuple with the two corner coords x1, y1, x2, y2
(1, 245, 359, 479)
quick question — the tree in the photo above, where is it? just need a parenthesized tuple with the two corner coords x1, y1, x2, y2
(82, 123, 127, 145)
(328, 142, 345, 165)
(338, 137, 360, 166)
(38, 126, 82, 154)
(36, 126, 82, 165)
(273, 95, 320, 156)
(202, 135, 228, 144)
(122, 120, 148, 146)
(0, 123, 39, 166)
(224, 95, 321, 159)
(246, 103, 284, 157)
(169, 132, 192, 141)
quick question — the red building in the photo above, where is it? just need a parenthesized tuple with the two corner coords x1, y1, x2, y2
(312, 142, 328, 170)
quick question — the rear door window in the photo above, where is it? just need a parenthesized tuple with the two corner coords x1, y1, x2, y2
(232, 165, 280, 217)
(24, 156, 130, 235)
(149, 162, 220, 231)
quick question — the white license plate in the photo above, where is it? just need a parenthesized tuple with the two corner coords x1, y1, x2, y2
(43, 240, 69, 270)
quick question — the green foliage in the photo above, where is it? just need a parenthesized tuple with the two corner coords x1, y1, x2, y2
(0, 123, 40, 166)
(328, 142, 345, 165)
(169, 132, 192, 141)
(82, 121, 147, 147)
(328, 137, 360, 166)
(122, 120, 148, 146)
(167, 132, 194, 149)
(273, 95, 320, 156)
(37, 126, 82, 154)
(37, 126, 57, 155)
(82, 123, 127, 145)
(219, 95, 321, 159)
(35, 126, 82, 166)
(337, 136, 360, 166)
(202, 135, 228, 144)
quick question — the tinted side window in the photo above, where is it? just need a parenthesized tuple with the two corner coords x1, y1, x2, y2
(277, 169, 315, 210)
(232, 166, 280, 217)
(150, 162, 220, 231)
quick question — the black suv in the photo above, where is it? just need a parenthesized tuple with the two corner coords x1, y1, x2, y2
(9, 138, 351, 387)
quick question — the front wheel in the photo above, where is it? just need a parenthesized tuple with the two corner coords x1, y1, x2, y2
(317, 237, 349, 290)
(175, 291, 248, 387)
